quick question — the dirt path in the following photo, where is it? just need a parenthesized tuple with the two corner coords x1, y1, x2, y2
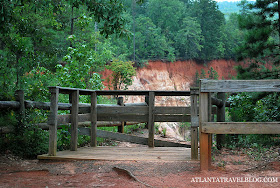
(0, 148, 280, 188)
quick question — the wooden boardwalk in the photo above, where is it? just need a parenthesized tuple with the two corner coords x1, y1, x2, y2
(38, 147, 192, 161)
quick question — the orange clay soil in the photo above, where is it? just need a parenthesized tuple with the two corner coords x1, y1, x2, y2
(0, 148, 279, 188)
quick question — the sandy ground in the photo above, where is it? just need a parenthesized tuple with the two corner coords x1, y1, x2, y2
(0, 147, 280, 188)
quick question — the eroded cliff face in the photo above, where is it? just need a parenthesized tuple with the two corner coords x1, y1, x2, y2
(102, 60, 240, 106)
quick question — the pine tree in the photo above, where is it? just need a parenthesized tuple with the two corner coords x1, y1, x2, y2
(237, 0, 280, 63)
(236, 0, 280, 80)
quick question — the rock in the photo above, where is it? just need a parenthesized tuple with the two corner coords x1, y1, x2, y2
(158, 122, 185, 141)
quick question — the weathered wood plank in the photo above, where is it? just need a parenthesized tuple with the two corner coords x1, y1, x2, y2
(117, 97, 125, 133)
(48, 87, 59, 156)
(200, 79, 280, 93)
(70, 90, 79, 151)
(191, 127, 198, 160)
(124, 102, 147, 106)
(148, 92, 155, 147)
(0, 121, 141, 134)
(216, 92, 226, 150)
(96, 106, 191, 115)
(78, 128, 191, 148)
(38, 147, 191, 161)
(90, 92, 97, 147)
(190, 88, 199, 160)
(57, 113, 191, 124)
(154, 115, 191, 122)
(154, 107, 190, 114)
(56, 86, 191, 96)
(15, 90, 25, 125)
(98, 106, 148, 114)
(0, 101, 20, 109)
(199, 91, 211, 170)
(201, 122, 280, 134)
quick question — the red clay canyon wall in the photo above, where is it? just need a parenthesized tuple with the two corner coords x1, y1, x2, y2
(101, 59, 240, 105)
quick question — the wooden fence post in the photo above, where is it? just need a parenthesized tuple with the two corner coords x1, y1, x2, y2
(148, 91, 155, 147)
(90, 91, 97, 147)
(199, 88, 212, 170)
(145, 95, 149, 129)
(216, 92, 226, 150)
(190, 88, 199, 160)
(15, 90, 25, 127)
(48, 87, 59, 156)
(117, 97, 125, 133)
(70, 89, 79, 151)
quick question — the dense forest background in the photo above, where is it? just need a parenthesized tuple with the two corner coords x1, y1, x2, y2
(0, 0, 251, 99)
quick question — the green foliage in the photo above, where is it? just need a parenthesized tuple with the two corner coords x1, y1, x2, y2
(222, 13, 245, 59)
(253, 93, 280, 122)
(224, 134, 279, 150)
(3, 126, 49, 158)
(174, 17, 203, 59)
(57, 125, 91, 151)
(162, 127, 167, 137)
(200, 69, 206, 79)
(191, 0, 226, 60)
(124, 123, 145, 134)
(228, 93, 255, 122)
(0, 0, 130, 158)
(106, 59, 136, 90)
(193, 67, 219, 86)
(225, 92, 280, 149)
(236, 0, 280, 63)
(23, 66, 56, 101)
(208, 67, 219, 80)
(134, 16, 175, 61)
(113, 0, 241, 62)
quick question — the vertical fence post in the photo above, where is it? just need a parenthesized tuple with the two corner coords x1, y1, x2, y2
(15, 90, 25, 127)
(190, 88, 199, 160)
(90, 91, 97, 147)
(216, 92, 226, 150)
(70, 89, 79, 151)
(117, 97, 125, 133)
(48, 87, 59, 156)
(199, 84, 212, 170)
(148, 91, 155, 147)
(144, 95, 149, 129)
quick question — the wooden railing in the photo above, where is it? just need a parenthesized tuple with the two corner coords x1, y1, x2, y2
(47, 87, 200, 158)
(199, 79, 280, 170)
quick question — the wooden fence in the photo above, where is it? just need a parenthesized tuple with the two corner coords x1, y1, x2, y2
(47, 87, 200, 158)
(199, 79, 280, 170)
(0, 88, 201, 160)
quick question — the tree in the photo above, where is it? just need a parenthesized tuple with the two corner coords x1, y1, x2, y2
(200, 69, 206, 79)
(0, 0, 129, 99)
(56, 33, 111, 90)
(147, 0, 186, 41)
(134, 16, 174, 61)
(191, 0, 225, 60)
(208, 67, 219, 79)
(106, 60, 136, 90)
(222, 13, 244, 59)
(235, 0, 280, 80)
(237, 0, 280, 62)
(0, 1, 63, 98)
(174, 16, 203, 59)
